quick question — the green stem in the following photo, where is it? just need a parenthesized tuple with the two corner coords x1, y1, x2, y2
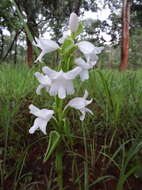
(81, 122, 89, 190)
(55, 148, 63, 190)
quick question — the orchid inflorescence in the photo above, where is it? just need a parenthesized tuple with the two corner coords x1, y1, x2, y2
(29, 12, 103, 135)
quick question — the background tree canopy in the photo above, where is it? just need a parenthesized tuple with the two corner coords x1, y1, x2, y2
(0, 0, 142, 69)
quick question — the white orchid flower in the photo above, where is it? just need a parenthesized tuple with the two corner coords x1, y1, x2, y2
(77, 41, 103, 66)
(34, 72, 51, 95)
(33, 36, 59, 62)
(75, 58, 92, 81)
(29, 104, 54, 135)
(58, 30, 71, 44)
(42, 66, 81, 99)
(69, 12, 79, 33)
(65, 90, 93, 121)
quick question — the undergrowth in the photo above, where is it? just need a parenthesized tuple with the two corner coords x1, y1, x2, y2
(0, 64, 142, 190)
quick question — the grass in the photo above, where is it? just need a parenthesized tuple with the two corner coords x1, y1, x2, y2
(0, 63, 142, 189)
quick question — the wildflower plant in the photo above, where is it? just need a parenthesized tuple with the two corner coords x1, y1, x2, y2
(29, 12, 103, 189)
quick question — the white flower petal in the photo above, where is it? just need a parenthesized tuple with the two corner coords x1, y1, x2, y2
(67, 97, 85, 110)
(85, 108, 93, 115)
(85, 53, 98, 64)
(36, 84, 45, 95)
(77, 41, 95, 55)
(35, 109, 54, 120)
(83, 90, 89, 99)
(49, 82, 58, 96)
(58, 86, 66, 99)
(38, 118, 48, 135)
(45, 86, 50, 92)
(75, 57, 86, 65)
(38, 37, 59, 52)
(35, 72, 51, 85)
(66, 81, 74, 95)
(42, 66, 58, 79)
(80, 70, 89, 81)
(94, 46, 104, 54)
(69, 12, 79, 33)
(64, 67, 81, 79)
(29, 104, 40, 115)
(75, 58, 91, 69)
(34, 50, 46, 63)
(80, 109, 86, 121)
(33, 37, 59, 62)
(85, 99, 93, 106)
(29, 117, 49, 134)
(29, 118, 39, 134)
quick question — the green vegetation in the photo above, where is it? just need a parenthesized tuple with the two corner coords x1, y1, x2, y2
(0, 64, 142, 189)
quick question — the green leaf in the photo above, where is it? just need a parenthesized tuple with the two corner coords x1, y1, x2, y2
(43, 130, 61, 162)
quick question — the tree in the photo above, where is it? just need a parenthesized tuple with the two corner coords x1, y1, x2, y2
(0, 0, 21, 60)
(14, 0, 41, 67)
(119, 0, 131, 71)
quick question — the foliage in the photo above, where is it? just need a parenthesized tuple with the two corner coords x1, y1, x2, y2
(1, 64, 142, 189)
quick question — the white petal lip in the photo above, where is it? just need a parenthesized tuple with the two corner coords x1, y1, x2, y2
(33, 37, 59, 62)
(69, 12, 79, 33)
(29, 104, 54, 134)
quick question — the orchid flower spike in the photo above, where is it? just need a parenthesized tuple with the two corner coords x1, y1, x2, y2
(34, 72, 51, 95)
(69, 12, 79, 33)
(33, 36, 59, 62)
(75, 57, 92, 81)
(65, 90, 93, 121)
(42, 66, 81, 99)
(29, 104, 54, 135)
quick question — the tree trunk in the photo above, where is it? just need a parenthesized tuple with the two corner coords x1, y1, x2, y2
(0, 29, 4, 59)
(119, 0, 131, 71)
(2, 30, 20, 61)
(26, 36, 33, 68)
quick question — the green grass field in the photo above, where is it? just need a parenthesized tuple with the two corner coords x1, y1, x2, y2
(0, 63, 142, 190)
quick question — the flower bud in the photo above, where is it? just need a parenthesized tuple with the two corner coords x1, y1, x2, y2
(69, 12, 79, 33)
